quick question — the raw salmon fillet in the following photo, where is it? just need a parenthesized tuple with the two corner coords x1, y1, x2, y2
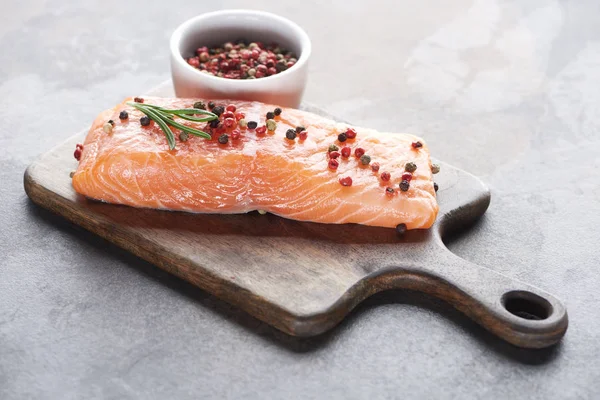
(72, 97, 439, 229)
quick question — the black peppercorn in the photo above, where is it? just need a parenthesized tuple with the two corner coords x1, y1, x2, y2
(273, 107, 282, 116)
(286, 129, 297, 140)
(208, 101, 216, 109)
(140, 116, 151, 126)
(210, 119, 220, 128)
(247, 120, 258, 129)
(338, 132, 347, 142)
(266, 111, 275, 120)
(396, 223, 407, 236)
(118, 110, 128, 120)
(296, 126, 305, 133)
(212, 106, 225, 117)
(399, 180, 410, 192)
(218, 134, 229, 144)
(193, 101, 206, 110)
(412, 141, 423, 149)
(434, 182, 439, 192)
(107, 119, 115, 126)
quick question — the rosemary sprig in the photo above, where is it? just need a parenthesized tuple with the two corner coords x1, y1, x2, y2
(127, 102, 218, 150)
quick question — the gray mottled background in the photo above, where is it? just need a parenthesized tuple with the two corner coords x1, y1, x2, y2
(2, 0, 600, 399)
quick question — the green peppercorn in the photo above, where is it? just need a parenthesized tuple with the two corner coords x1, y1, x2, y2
(396, 223, 407, 236)
(218, 134, 229, 144)
(103, 122, 113, 134)
(140, 116, 151, 126)
(266, 111, 275, 120)
(296, 126, 305, 133)
(274, 107, 282, 116)
(193, 101, 206, 110)
(286, 129, 297, 140)
(179, 132, 189, 142)
(338, 132, 347, 142)
(266, 119, 277, 131)
(399, 180, 410, 192)
(208, 101, 215, 109)
(405, 162, 417, 172)
(434, 182, 439, 192)
(328, 144, 339, 152)
(360, 155, 371, 165)
(431, 163, 440, 174)
(247, 120, 258, 129)
(238, 119, 248, 129)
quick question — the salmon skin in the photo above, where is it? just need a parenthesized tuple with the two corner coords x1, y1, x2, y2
(72, 97, 439, 229)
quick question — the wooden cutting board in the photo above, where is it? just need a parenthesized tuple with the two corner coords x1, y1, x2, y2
(24, 82, 568, 349)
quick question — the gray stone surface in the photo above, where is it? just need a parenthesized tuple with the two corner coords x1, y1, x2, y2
(1, 0, 599, 399)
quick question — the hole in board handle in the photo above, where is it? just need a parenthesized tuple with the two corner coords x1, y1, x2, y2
(502, 290, 553, 321)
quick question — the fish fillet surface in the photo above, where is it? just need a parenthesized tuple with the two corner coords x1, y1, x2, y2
(73, 97, 439, 229)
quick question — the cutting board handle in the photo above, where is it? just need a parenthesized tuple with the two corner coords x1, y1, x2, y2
(378, 250, 568, 349)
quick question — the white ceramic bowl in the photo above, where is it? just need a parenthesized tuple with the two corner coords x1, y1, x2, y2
(170, 10, 311, 108)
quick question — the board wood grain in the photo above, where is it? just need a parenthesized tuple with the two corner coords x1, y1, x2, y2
(23, 83, 568, 348)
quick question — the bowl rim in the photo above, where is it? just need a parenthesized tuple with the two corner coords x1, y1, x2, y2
(170, 9, 312, 85)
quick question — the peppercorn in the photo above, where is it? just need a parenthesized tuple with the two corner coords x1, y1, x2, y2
(396, 223, 407, 236)
(412, 141, 423, 149)
(355, 148, 365, 158)
(345, 128, 357, 139)
(274, 107, 282, 116)
(69, 171, 75, 178)
(222, 111, 235, 120)
(339, 176, 353, 186)
(218, 134, 229, 144)
(179, 132, 189, 142)
(399, 180, 410, 192)
(360, 155, 371, 165)
(238, 119, 248, 129)
(235, 112, 245, 121)
(296, 126, 305, 133)
(140, 116, 151, 126)
(223, 118, 236, 128)
(231, 129, 241, 140)
(286, 129, 297, 140)
(226, 104, 236, 112)
(256, 126, 267, 135)
(405, 162, 417, 172)
(386, 187, 395, 196)
(328, 159, 339, 170)
(371, 162, 380, 172)
(328, 144, 339, 152)
(434, 182, 439, 192)
(329, 151, 340, 159)
(193, 101, 206, 110)
(431, 164, 440, 174)
(212, 106, 225, 117)
(208, 101, 216, 109)
(210, 119, 220, 128)
(380, 172, 391, 181)
(134, 97, 144, 103)
(340, 147, 351, 158)
(298, 131, 308, 140)
(119, 110, 129, 120)
(247, 120, 258, 129)
(266, 111, 275, 120)
(103, 122, 113, 134)
(266, 119, 277, 131)
(338, 132, 347, 142)
(401, 172, 413, 182)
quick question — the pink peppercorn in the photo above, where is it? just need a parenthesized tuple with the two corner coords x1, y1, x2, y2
(355, 148, 365, 158)
(381, 172, 391, 181)
(329, 151, 340, 159)
(339, 176, 353, 186)
(226, 104, 237, 113)
(371, 162, 380, 172)
(256, 126, 267, 135)
(235, 112, 245, 121)
(341, 147, 351, 158)
(231, 129, 241, 140)
(328, 159, 339, 170)
(267, 67, 277, 76)
(401, 172, 413, 182)
(188, 57, 200, 68)
(345, 128, 357, 139)
(223, 118, 236, 128)
(222, 111, 235, 120)
(298, 131, 308, 140)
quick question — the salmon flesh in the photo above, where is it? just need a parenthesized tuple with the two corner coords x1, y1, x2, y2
(72, 97, 439, 229)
